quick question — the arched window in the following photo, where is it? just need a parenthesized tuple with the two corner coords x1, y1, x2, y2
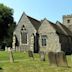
(20, 25, 28, 44)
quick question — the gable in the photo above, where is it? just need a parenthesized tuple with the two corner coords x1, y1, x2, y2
(38, 19, 56, 34)
(14, 12, 36, 32)
(14, 12, 36, 42)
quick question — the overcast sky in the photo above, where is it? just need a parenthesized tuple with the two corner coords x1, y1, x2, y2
(0, 0, 72, 23)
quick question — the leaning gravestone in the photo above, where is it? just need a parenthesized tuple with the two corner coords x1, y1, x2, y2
(48, 52, 57, 66)
(39, 51, 45, 61)
(28, 50, 34, 60)
(56, 51, 68, 67)
(9, 48, 14, 63)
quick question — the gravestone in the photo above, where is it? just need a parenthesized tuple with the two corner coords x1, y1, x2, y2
(5, 46, 8, 51)
(39, 51, 45, 61)
(12, 33, 16, 51)
(56, 51, 68, 67)
(28, 50, 34, 59)
(48, 52, 57, 65)
(9, 50, 14, 63)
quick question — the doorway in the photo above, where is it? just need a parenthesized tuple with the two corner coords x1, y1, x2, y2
(34, 33, 39, 53)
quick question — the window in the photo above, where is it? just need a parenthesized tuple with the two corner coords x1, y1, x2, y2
(21, 32, 27, 44)
(67, 19, 70, 23)
(20, 25, 28, 44)
(41, 35, 47, 46)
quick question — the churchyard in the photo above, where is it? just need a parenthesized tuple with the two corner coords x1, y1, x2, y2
(0, 51, 72, 72)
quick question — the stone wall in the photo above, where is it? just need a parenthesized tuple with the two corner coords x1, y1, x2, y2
(38, 19, 61, 53)
(14, 13, 36, 51)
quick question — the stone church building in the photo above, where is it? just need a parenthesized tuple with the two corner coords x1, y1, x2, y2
(12, 12, 72, 54)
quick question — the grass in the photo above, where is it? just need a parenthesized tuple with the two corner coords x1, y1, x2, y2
(0, 51, 72, 72)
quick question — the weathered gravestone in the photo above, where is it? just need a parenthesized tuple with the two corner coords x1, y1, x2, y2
(56, 51, 68, 67)
(48, 51, 68, 67)
(9, 49, 14, 63)
(39, 51, 45, 61)
(28, 50, 34, 60)
(48, 52, 57, 66)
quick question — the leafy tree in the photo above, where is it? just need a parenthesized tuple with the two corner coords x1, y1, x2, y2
(0, 4, 16, 49)
(5, 22, 16, 47)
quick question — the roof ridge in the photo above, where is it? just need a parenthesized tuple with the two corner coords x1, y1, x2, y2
(27, 15, 41, 22)
(27, 15, 41, 30)
(45, 18, 55, 25)
(57, 23, 68, 35)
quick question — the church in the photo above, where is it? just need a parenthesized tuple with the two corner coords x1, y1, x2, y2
(12, 12, 72, 54)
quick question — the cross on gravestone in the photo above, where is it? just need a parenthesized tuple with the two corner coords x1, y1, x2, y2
(56, 51, 68, 67)
(28, 50, 34, 59)
(48, 52, 57, 66)
(39, 51, 45, 61)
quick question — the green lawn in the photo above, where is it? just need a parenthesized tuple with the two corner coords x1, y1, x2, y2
(0, 51, 72, 72)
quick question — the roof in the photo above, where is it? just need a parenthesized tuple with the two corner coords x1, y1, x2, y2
(50, 21, 72, 36)
(48, 21, 66, 35)
(15, 12, 72, 36)
(14, 12, 41, 32)
(27, 16, 41, 30)
(59, 24, 72, 36)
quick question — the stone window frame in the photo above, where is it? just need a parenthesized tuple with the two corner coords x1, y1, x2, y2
(20, 25, 28, 45)
(41, 35, 47, 47)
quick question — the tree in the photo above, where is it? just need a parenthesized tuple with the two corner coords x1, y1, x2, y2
(5, 22, 16, 47)
(0, 4, 16, 49)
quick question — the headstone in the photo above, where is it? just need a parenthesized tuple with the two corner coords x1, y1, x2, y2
(56, 51, 68, 67)
(8, 47, 11, 51)
(9, 50, 14, 63)
(40, 51, 45, 61)
(48, 52, 57, 65)
(28, 50, 34, 59)
(5, 46, 8, 51)
(12, 34, 16, 51)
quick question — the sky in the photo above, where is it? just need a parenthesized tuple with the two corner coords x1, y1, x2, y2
(0, 0, 72, 23)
